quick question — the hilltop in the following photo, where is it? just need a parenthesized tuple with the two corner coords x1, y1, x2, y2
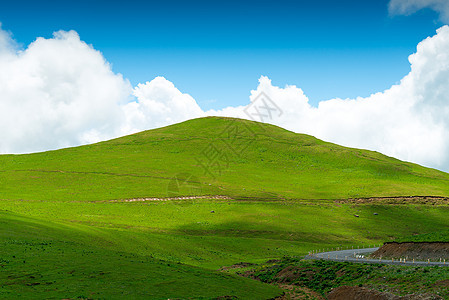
(2, 117, 449, 299)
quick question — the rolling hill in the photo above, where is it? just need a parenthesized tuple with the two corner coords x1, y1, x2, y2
(2, 116, 449, 299)
(0, 116, 448, 202)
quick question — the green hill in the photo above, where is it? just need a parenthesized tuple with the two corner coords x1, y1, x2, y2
(2, 116, 449, 299)
(0, 116, 448, 202)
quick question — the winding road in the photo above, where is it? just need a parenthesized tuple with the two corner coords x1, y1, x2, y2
(305, 247, 449, 267)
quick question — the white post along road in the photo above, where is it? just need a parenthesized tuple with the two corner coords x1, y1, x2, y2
(305, 247, 449, 267)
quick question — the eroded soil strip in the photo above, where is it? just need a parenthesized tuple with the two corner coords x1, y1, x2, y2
(110, 195, 232, 202)
(335, 196, 449, 205)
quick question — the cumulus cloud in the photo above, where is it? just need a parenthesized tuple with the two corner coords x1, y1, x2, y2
(0, 25, 15, 54)
(1, 24, 449, 173)
(211, 26, 449, 172)
(0, 25, 132, 153)
(389, 0, 449, 22)
(0, 25, 202, 153)
(122, 77, 205, 133)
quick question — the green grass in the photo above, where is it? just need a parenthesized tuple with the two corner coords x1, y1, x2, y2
(0, 211, 281, 299)
(1, 117, 448, 202)
(3, 199, 449, 267)
(243, 258, 449, 297)
(5, 201, 449, 298)
(395, 230, 449, 243)
(2, 116, 449, 298)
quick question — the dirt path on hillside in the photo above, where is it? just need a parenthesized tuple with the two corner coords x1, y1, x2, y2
(110, 195, 449, 204)
(109, 195, 232, 202)
(335, 196, 449, 205)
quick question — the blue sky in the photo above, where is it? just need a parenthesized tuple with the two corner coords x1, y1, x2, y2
(1, 0, 449, 172)
(0, 0, 444, 109)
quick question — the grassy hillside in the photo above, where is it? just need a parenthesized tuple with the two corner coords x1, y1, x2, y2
(237, 258, 449, 298)
(395, 230, 449, 243)
(0, 211, 280, 299)
(0, 116, 448, 202)
(2, 117, 449, 298)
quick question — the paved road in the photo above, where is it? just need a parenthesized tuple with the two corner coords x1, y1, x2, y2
(305, 247, 449, 267)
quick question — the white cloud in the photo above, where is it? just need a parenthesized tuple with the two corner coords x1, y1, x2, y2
(211, 26, 449, 172)
(0, 26, 132, 153)
(122, 77, 205, 134)
(1, 24, 449, 173)
(0, 26, 202, 153)
(389, 0, 449, 22)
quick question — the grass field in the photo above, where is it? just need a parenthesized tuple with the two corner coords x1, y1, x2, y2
(2, 117, 449, 298)
(1, 117, 448, 202)
(239, 258, 449, 297)
(395, 230, 449, 243)
(0, 211, 281, 299)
